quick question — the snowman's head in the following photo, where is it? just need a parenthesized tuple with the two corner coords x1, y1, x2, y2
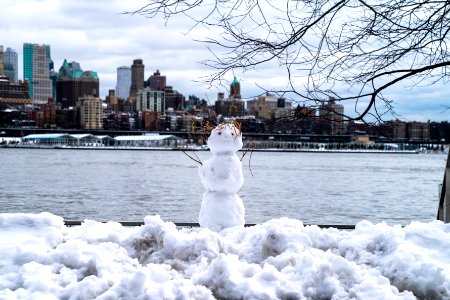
(207, 123, 243, 153)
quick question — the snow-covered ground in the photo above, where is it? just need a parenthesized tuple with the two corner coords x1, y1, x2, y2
(1, 212, 449, 299)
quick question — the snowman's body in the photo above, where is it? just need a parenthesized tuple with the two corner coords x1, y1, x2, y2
(198, 123, 245, 231)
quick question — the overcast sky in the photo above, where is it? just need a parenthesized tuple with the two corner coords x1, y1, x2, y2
(1, 0, 449, 122)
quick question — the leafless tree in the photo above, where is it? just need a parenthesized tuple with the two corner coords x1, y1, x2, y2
(130, 0, 450, 123)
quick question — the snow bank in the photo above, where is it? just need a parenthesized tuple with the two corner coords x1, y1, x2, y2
(1, 213, 449, 299)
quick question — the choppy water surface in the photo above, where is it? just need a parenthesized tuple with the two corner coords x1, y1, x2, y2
(0, 148, 446, 225)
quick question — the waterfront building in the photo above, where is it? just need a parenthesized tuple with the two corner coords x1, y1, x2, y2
(0, 75, 31, 108)
(50, 69, 57, 99)
(129, 59, 145, 100)
(1, 46, 20, 83)
(23, 43, 53, 102)
(136, 87, 165, 114)
(346, 120, 371, 135)
(106, 89, 120, 112)
(56, 59, 99, 108)
(43, 99, 56, 128)
(145, 69, 166, 91)
(430, 121, 450, 142)
(295, 104, 316, 118)
(393, 121, 407, 140)
(0, 46, 17, 82)
(319, 97, 344, 135)
(144, 70, 184, 111)
(27, 110, 45, 128)
(55, 108, 77, 129)
(351, 134, 375, 146)
(185, 95, 209, 116)
(0, 45, 3, 75)
(246, 98, 257, 114)
(408, 121, 430, 141)
(116, 66, 131, 100)
(141, 110, 161, 131)
(76, 95, 103, 130)
(247, 94, 275, 119)
(163, 85, 184, 111)
(215, 97, 245, 117)
(230, 76, 241, 99)
(214, 78, 245, 117)
(384, 119, 407, 140)
(247, 92, 292, 121)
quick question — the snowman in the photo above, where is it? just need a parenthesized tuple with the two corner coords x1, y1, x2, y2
(198, 123, 245, 231)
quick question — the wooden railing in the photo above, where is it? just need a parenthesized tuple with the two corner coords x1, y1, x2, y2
(64, 220, 356, 230)
(437, 151, 450, 222)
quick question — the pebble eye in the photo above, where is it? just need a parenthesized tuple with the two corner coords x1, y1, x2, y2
(218, 132, 222, 135)
(231, 133, 235, 136)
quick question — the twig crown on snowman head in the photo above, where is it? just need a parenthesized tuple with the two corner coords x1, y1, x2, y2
(207, 123, 243, 154)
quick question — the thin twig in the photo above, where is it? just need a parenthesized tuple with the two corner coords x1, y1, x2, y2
(181, 149, 202, 165)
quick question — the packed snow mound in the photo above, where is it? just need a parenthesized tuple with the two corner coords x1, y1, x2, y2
(1, 212, 450, 299)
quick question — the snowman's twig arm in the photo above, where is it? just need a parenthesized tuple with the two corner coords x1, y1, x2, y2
(240, 138, 254, 161)
(181, 150, 203, 165)
(240, 139, 255, 177)
(192, 151, 203, 165)
(248, 147, 254, 177)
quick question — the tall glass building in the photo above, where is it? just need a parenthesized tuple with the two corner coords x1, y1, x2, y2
(0, 45, 3, 76)
(4, 47, 18, 82)
(23, 43, 53, 101)
(116, 66, 131, 100)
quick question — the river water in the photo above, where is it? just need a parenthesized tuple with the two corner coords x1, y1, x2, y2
(0, 148, 446, 225)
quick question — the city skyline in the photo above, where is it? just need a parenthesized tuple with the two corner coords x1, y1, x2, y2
(0, 0, 449, 122)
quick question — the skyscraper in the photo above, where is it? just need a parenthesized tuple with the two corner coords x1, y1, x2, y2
(129, 59, 144, 99)
(23, 43, 53, 101)
(4, 47, 19, 82)
(145, 69, 184, 111)
(214, 77, 244, 117)
(230, 76, 241, 99)
(0, 45, 4, 75)
(136, 87, 165, 113)
(116, 66, 131, 99)
(56, 59, 99, 108)
(146, 69, 166, 91)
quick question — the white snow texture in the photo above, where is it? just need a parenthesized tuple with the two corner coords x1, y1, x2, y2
(1, 212, 450, 299)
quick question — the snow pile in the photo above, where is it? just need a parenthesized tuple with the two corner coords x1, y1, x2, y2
(1, 212, 449, 299)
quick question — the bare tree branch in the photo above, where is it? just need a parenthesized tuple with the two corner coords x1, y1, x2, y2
(129, 0, 450, 122)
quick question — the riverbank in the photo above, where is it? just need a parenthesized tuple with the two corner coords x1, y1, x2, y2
(0, 144, 424, 154)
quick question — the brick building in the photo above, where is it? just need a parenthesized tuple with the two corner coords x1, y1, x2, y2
(76, 96, 103, 130)
(56, 59, 99, 108)
(319, 97, 344, 135)
(407, 121, 430, 141)
(214, 77, 245, 117)
(0, 75, 31, 107)
(129, 59, 145, 100)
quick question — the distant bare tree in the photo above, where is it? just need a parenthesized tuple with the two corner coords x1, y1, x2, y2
(130, 0, 450, 123)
